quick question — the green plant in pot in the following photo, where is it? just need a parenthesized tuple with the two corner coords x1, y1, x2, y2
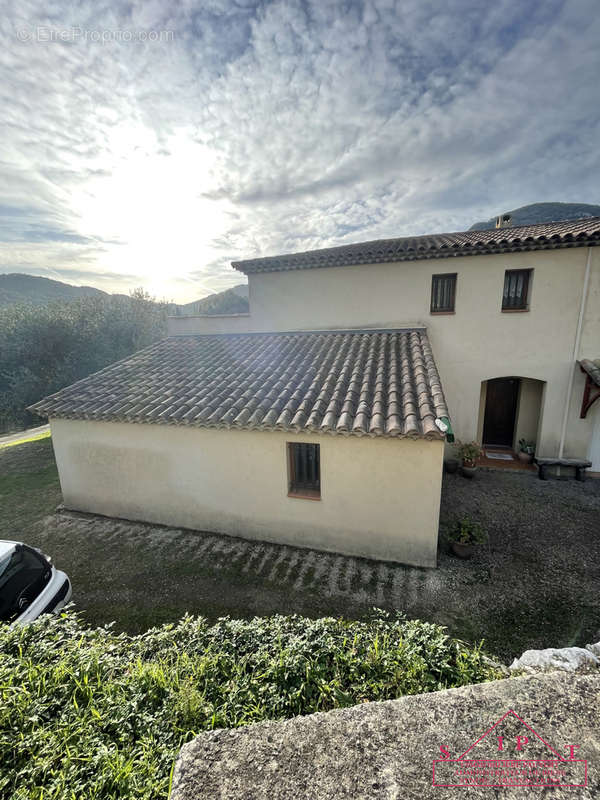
(517, 439, 535, 463)
(455, 440, 482, 478)
(448, 517, 487, 559)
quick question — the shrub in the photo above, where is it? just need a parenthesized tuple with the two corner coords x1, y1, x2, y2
(448, 517, 487, 545)
(518, 438, 535, 454)
(0, 611, 501, 799)
(455, 440, 482, 465)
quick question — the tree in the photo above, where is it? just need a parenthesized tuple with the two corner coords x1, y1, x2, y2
(0, 293, 169, 432)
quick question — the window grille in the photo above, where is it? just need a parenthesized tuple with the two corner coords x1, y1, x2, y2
(288, 443, 320, 497)
(502, 269, 531, 310)
(431, 273, 457, 312)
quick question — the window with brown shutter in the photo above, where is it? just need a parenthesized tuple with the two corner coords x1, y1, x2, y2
(502, 269, 532, 310)
(287, 442, 320, 499)
(430, 273, 457, 313)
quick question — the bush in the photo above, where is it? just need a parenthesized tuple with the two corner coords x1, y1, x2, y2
(0, 611, 501, 799)
(455, 440, 482, 465)
(448, 517, 487, 545)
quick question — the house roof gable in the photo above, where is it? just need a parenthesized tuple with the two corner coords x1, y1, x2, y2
(29, 329, 449, 440)
(232, 217, 600, 275)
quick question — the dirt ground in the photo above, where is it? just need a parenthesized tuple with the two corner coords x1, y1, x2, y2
(2, 437, 599, 661)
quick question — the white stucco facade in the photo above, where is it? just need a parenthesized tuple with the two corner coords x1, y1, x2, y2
(43, 236, 599, 571)
(170, 246, 600, 460)
(50, 418, 444, 567)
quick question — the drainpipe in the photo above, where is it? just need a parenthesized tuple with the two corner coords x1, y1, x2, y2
(558, 247, 592, 458)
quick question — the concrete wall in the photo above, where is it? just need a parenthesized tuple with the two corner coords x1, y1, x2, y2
(170, 672, 600, 800)
(168, 246, 600, 459)
(50, 418, 444, 567)
(168, 313, 251, 336)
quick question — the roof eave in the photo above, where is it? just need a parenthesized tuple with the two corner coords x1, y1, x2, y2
(232, 236, 600, 275)
(29, 411, 448, 441)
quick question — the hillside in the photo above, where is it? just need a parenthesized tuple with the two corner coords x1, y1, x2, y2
(0, 273, 250, 314)
(0, 273, 107, 305)
(469, 202, 600, 230)
(176, 283, 249, 315)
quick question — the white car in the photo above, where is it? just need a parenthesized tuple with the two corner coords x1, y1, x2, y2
(0, 540, 72, 624)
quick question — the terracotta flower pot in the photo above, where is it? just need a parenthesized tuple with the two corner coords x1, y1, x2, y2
(517, 451, 533, 464)
(461, 462, 477, 478)
(450, 541, 476, 559)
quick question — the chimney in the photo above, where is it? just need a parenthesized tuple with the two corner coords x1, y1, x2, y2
(495, 213, 512, 229)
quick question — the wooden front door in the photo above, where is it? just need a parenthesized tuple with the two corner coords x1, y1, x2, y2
(482, 378, 520, 447)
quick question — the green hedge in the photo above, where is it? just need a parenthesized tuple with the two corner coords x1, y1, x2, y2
(0, 611, 501, 799)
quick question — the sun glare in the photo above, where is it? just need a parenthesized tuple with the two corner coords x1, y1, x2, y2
(72, 125, 230, 301)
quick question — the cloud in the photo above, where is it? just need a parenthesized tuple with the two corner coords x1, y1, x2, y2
(0, 0, 598, 301)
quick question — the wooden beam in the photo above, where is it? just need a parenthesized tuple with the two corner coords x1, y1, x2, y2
(580, 367, 600, 418)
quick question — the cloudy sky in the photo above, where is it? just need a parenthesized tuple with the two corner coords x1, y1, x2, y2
(0, 0, 598, 302)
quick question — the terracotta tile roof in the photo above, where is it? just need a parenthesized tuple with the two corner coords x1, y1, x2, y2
(232, 217, 600, 274)
(28, 329, 449, 440)
(580, 358, 600, 387)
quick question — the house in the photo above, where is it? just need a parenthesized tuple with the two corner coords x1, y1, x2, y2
(30, 217, 600, 567)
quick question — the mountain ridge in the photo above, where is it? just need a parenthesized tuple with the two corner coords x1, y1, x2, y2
(0, 273, 107, 305)
(0, 273, 249, 315)
(469, 202, 600, 230)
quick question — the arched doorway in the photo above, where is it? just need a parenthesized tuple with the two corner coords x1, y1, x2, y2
(482, 378, 519, 447)
(479, 377, 545, 450)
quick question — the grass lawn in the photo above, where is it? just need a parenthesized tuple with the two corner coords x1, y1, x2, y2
(2, 437, 599, 661)
(0, 430, 51, 449)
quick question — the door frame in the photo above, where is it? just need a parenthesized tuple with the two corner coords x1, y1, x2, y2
(481, 377, 521, 448)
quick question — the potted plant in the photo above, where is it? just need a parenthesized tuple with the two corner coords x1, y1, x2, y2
(444, 457, 459, 474)
(517, 439, 535, 463)
(455, 441, 482, 478)
(448, 517, 487, 559)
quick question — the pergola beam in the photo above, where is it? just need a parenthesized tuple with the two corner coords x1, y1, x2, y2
(580, 366, 600, 418)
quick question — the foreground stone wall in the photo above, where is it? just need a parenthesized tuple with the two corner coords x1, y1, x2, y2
(510, 643, 600, 673)
(170, 671, 600, 799)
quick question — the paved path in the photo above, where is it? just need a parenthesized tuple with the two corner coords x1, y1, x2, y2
(45, 509, 446, 618)
(0, 424, 50, 448)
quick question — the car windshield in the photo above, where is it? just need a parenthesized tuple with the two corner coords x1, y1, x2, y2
(0, 553, 13, 579)
(0, 546, 50, 622)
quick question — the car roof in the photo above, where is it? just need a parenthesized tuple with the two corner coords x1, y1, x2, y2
(0, 540, 19, 559)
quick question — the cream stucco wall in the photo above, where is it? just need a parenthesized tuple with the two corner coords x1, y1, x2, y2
(50, 418, 444, 567)
(168, 246, 600, 458)
(589, 402, 600, 472)
(514, 379, 545, 449)
(580, 247, 600, 359)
